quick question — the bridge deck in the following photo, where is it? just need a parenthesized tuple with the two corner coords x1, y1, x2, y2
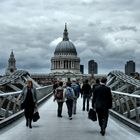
(0, 97, 139, 140)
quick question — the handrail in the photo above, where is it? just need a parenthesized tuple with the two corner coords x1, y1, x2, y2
(0, 85, 53, 97)
(112, 90, 140, 98)
(0, 85, 53, 129)
(111, 90, 140, 123)
(0, 85, 53, 120)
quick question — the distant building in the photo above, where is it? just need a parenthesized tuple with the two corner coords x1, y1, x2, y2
(88, 60, 98, 74)
(5, 50, 17, 75)
(80, 65, 84, 74)
(125, 60, 135, 76)
(51, 23, 80, 74)
(50, 23, 82, 82)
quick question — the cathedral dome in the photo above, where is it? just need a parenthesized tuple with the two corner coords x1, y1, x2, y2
(54, 24, 77, 56)
(51, 23, 80, 74)
(54, 40, 77, 55)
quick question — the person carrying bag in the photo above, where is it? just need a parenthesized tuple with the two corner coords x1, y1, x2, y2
(17, 80, 37, 128)
(92, 77, 112, 136)
(33, 104, 40, 122)
(88, 108, 97, 121)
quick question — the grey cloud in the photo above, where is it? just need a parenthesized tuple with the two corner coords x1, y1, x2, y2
(80, 0, 140, 11)
(0, 0, 140, 74)
(119, 25, 137, 32)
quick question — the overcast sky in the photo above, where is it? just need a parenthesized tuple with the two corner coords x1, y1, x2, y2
(0, 0, 140, 75)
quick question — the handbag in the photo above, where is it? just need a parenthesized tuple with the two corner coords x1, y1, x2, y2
(88, 108, 97, 121)
(33, 111, 40, 122)
(33, 105, 40, 122)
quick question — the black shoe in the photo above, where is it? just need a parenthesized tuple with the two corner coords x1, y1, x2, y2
(29, 124, 32, 129)
(29, 121, 32, 129)
(26, 121, 28, 127)
(69, 117, 72, 120)
(100, 129, 105, 136)
(58, 115, 63, 117)
(82, 108, 85, 111)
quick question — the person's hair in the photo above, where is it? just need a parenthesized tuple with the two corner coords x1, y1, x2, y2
(85, 79, 88, 84)
(66, 82, 71, 87)
(100, 77, 107, 84)
(59, 81, 63, 87)
(27, 80, 33, 88)
(96, 78, 100, 84)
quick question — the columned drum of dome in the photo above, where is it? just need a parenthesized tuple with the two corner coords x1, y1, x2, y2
(51, 24, 80, 74)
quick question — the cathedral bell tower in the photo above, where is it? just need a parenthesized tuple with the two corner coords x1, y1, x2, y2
(6, 50, 17, 75)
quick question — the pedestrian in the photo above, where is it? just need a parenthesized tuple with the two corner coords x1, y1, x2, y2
(64, 82, 75, 120)
(82, 79, 91, 111)
(54, 81, 64, 117)
(19, 80, 37, 128)
(92, 78, 100, 96)
(92, 77, 112, 136)
(71, 80, 79, 114)
(53, 81, 58, 95)
(76, 79, 81, 98)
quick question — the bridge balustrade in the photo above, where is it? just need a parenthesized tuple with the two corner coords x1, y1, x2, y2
(108, 70, 140, 88)
(111, 90, 140, 123)
(0, 85, 53, 120)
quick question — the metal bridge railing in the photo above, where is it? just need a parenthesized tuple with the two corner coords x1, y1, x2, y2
(109, 70, 140, 88)
(0, 85, 53, 120)
(111, 90, 140, 123)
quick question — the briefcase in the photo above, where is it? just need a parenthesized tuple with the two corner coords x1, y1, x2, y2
(88, 108, 97, 121)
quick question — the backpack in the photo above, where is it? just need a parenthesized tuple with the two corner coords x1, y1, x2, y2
(66, 87, 73, 100)
(71, 84, 79, 98)
(55, 88, 63, 100)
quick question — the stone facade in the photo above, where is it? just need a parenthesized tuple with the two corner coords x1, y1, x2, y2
(51, 24, 80, 74)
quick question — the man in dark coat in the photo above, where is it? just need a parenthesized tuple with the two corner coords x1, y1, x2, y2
(82, 79, 91, 111)
(92, 77, 112, 136)
(92, 78, 100, 96)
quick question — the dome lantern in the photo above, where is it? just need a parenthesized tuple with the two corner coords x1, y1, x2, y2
(54, 24, 77, 56)
(63, 23, 69, 41)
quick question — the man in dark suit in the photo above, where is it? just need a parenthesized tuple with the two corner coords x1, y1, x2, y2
(92, 77, 112, 136)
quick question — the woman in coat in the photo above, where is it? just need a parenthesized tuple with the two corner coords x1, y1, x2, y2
(20, 80, 37, 128)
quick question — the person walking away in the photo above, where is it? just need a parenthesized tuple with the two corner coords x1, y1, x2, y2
(76, 79, 81, 98)
(71, 80, 79, 114)
(82, 79, 91, 111)
(80, 81, 85, 98)
(19, 80, 37, 128)
(53, 81, 58, 95)
(92, 78, 100, 96)
(92, 77, 112, 136)
(54, 81, 64, 117)
(64, 82, 75, 120)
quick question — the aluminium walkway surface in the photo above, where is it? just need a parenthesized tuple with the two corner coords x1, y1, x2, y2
(0, 97, 140, 140)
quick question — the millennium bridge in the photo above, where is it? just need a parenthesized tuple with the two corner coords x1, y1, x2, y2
(0, 70, 139, 140)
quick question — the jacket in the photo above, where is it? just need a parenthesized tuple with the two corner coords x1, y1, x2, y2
(21, 86, 37, 103)
(92, 84, 112, 109)
(82, 83, 91, 96)
(54, 86, 65, 102)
